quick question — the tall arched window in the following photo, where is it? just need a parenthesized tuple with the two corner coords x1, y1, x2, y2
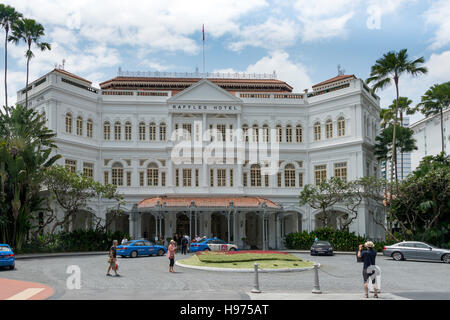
(250, 164, 262, 187)
(284, 164, 296, 188)
(125, 121, 132, 141)
(65, 113, 72, 133)
(76, 116, 83, 136)
(147, 163, 159, 186)
(276, 125, 282, 143)
(149, 122, 156, 141)
(252, 124, 259, 143)
(242, 124, 249, 142)
(326, 119, 333, 139)
(104, 121, 111, 140)
(262, 124, 269, 143)
(111, 162, 124, 186)
(338, 117, 346, 136)
(87, 119, 93, 138)
(159, 123, 166, 141)
(139, 122, 146, 141)
(114, 121, 121, 140)
(296, 125, 303, 143)
(286, 125, 293, 143)
(314, 122, 321, 141)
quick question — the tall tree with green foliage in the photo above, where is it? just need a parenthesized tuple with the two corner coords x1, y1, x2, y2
(374, 124, 418, 181)
(0, 4, 22, 112)
(417, 82, 450, 154)
(392, 153, 450, 243)
(42, 165, 124, 237)
(299, 177, 349, 228)
(9, 18, 51, 107)
(0, 104, 60, 248)
(366, 49, 427, 186)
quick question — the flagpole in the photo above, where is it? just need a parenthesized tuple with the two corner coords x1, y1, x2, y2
(202, 24, 206, 78)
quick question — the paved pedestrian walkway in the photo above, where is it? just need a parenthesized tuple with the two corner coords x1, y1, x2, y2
(248, 292, 409, 300)
(0, 278, 54, 300)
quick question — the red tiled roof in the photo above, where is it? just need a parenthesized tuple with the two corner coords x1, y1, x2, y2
(138, 196, 280, 209)
(312, 74, 355, 88)
(53, 68, 92, 85)
(99, 77, 293, 92)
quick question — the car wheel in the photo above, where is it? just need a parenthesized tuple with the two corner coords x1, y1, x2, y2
(9, 265, 15, 270)
(229, 247, 236, 251)
(442, 254, 450, 264)
(392, 252, 404, 261)
(130, 251, 138, 258)
(157, 249, 165, 256)
(204, 248, 211, 251)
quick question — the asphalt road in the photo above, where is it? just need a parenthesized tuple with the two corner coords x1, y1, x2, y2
(1, 252, 449, 300)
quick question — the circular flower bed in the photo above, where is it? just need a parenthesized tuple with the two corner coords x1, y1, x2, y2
(177, 250, 315, 271)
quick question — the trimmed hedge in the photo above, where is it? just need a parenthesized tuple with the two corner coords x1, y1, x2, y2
(284, 228, 394, 252)
(16, 229, 130, 254)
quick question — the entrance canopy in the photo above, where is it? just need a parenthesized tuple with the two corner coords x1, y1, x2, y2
(137, 196, 281, 212)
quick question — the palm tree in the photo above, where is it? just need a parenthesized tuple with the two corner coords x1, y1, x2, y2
(366, 49, 427, 186)
(9, 18, 51, 108)
(417, 81, 450, 154)
(388, 97, 415, 180)
(0, 4, 22, 113)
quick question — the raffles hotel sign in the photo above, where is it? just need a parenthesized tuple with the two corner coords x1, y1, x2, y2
(169, 104, 241, 114)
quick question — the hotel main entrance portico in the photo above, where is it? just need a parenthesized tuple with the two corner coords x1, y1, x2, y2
(128, 196, 286, 250)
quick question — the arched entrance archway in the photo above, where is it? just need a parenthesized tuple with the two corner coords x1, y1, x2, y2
(211, 212, 227, 241)
(314, 210, 349, 230)
(176, 213, 189, 242)
(106, 212, 129, 234)
(72, 210, 93, 231)
(245, 212, 261, 249)
(281, 211, 303, 236)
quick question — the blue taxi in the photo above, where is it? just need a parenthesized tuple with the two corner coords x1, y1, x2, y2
(0, 244, 15, 270)
(116, 240, 167, 258)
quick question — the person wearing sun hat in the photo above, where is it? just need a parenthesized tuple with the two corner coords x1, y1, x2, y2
(357, 240, 378, 298)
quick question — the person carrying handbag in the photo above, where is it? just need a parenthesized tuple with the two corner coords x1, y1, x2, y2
(106, 240, 120, 277)
(167, 240, 176, 273)
(357, 241, 378, 298)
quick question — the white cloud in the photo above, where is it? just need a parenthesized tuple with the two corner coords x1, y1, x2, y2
(4, 0, 268, 54)
(424, 0, 450, 50)
(228, 18, 300, 52)
(214, 50, 312, 92)
(293, 0, 357, 42)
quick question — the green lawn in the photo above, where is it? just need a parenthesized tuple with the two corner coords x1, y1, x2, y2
(178, 252, 315, 269)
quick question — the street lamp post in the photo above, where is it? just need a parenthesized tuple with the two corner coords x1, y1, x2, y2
(226, 201, 235, 244)
(258, 202, 267, 251)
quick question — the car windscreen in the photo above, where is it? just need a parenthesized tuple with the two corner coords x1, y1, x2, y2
(123, 241, 135, 246)
(314, 241, 330, 246)
(0, 246, 11, 252)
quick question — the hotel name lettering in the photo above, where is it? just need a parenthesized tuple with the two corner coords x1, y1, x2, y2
(170, 104, 241, 113)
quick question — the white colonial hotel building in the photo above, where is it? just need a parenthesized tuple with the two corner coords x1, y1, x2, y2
(18, 68, 384, 249)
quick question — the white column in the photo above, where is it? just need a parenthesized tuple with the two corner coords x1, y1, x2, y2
(202, 113, 208, 187)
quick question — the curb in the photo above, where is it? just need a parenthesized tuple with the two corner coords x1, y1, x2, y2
(175, 261, 317, 273)
(15, 251, 108, 260)
(282, 250, 384, 256)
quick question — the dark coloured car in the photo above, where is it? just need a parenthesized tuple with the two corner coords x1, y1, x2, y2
(310, 241, 334, 256)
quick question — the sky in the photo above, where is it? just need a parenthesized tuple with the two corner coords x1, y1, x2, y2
(1, 0, 450, 125)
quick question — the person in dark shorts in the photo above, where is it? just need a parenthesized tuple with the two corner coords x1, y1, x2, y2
(357, 241, 378, 298)
(107, 240, 120, 277)
(181, 236, 188, 255)
(168, 240, 176, 272)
